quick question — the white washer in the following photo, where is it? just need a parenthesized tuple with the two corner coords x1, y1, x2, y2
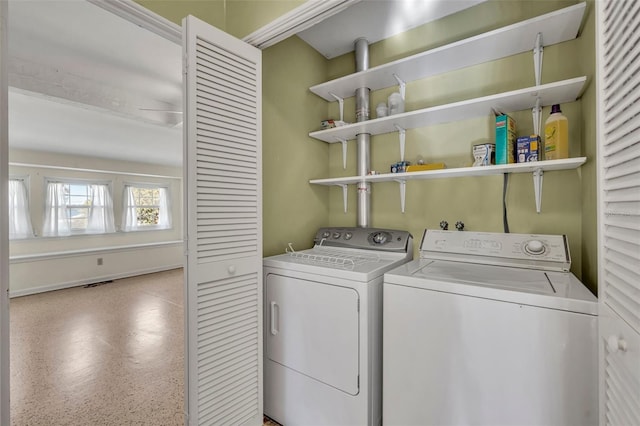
(263, 227, 413, 426)
(383, 229, 598, 426)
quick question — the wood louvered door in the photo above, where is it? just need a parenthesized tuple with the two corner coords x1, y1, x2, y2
(596, 0, 640, 424)
(183, 16, 262, 426)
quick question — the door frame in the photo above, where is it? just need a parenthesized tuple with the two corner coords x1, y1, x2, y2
(1, 0, 10, 423)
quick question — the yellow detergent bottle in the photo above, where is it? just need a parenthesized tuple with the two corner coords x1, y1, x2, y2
(544, 104, 569, 160)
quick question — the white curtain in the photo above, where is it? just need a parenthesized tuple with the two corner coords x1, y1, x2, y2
(42, 182, 71, 237)
(8, 179, 34, 239)
(122, 186, 139, 232)
(158, 187, 172, 229)
(86, 184, 115, 234)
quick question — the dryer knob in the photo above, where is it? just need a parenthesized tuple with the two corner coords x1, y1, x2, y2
(372, 232, 388, 244)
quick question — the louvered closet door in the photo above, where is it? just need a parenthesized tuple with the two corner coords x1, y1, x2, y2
(596, 0, 640, 424)
(183, 16, 262, 426)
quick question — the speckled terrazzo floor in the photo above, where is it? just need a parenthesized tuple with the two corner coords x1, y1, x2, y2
(10, 269, 185, 426)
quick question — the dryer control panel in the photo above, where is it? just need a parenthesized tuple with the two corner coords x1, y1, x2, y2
(314, 227, 412, 253)
(420, 230, 570, 272)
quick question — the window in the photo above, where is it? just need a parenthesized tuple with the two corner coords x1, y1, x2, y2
(122, 185, 171, 231)
(42, 181, 116, 236)
(8, 178, 34, 240)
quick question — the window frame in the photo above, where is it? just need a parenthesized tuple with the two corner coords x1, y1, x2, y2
(122, 182, 172, 232)
(43, 177, 115, 237)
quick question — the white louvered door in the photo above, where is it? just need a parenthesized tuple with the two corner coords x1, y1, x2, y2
(596, 0, 640, 424)
(183, 16, 262, 426)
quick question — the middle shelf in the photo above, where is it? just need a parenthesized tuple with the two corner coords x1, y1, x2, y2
(309, 76, 587, 143)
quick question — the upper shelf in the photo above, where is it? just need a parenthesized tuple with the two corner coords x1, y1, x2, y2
(309, 76, 587, 143)
(309, 2, 586, 101)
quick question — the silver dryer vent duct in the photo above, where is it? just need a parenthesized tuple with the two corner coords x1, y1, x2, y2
(354, 38, 371, 228)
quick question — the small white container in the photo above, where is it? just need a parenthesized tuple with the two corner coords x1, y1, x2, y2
(388, 92, 404, 115)
(376, 102, 388, 118)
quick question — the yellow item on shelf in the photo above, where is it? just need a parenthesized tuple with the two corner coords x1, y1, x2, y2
(405, 163, 446, 172)
(544, 104, 569, 160)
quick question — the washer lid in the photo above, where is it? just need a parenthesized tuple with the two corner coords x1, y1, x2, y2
(385, 259, 597, 315)
(415, 260, 555, 295)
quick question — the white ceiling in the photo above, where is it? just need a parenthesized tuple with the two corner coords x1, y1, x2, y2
(7, 0, 183, 167)
(9, 89, 182, 166)
(297, 0, 488, 59)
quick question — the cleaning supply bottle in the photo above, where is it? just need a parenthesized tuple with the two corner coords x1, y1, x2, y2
(544, 104, 569, 160)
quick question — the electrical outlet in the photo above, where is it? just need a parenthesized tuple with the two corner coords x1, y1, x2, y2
(97, 258, 103, 266)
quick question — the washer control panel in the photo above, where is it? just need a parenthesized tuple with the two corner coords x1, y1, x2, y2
(314, 227, 412, 253)
(420, 230, 571, 272)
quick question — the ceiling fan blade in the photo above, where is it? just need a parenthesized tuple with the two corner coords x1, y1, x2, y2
(139, 107, 183, 114)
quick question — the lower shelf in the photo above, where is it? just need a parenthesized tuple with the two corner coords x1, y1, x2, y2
(309, 157, 587, 213)
(309, 157, 586, 185)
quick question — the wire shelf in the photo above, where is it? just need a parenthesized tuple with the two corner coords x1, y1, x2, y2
(288, 248, 381, 268)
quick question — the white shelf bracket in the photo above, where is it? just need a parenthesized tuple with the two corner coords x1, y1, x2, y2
(394, 179, 407, 213)
(337, 184, 348, 213)
(533, 32, 544, 86)
(330, 92, 345, 122)
(532, 97, 542, 136)
(392, 73, 406, 100)
(394, 125, 406, 161)
(533, 168, 544, 213)
(336, 137, 348, 169)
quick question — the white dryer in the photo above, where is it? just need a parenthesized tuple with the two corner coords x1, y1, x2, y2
(263, 227, 413, 426)
(383, 230, 598, 426)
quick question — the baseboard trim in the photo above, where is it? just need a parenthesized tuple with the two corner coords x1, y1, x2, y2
(9, 264, 184, 298)
(9, 240, 183, 264)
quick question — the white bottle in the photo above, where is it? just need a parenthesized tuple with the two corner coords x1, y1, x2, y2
(376, 102, 388, 118)
(388, 92, 404, 115)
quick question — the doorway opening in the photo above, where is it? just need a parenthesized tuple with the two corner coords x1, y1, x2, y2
(5, 1, 185, 424)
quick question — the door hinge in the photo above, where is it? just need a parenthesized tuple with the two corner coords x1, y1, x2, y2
(182, 53, 189, 75)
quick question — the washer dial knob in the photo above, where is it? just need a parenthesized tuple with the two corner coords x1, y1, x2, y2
(525, 240, 545, 255)
(344, 232, 353, 240)
(371, 232, 389, 245)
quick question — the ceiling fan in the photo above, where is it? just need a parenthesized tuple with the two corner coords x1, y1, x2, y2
(138, 107, 183, 128)
(138, 107, 182, 114)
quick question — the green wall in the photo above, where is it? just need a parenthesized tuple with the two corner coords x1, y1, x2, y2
(135, 0, 304, 36)
(141, 0, 597, 291)
(226, 0, 306, 39)
(322, 0, 596, 292)
(577, 1, 598, 293)
(135, 0, 227, 29)
(261, 36, 330, 256)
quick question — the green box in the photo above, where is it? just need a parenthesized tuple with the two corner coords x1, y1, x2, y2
(495, 114, 517, 164)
